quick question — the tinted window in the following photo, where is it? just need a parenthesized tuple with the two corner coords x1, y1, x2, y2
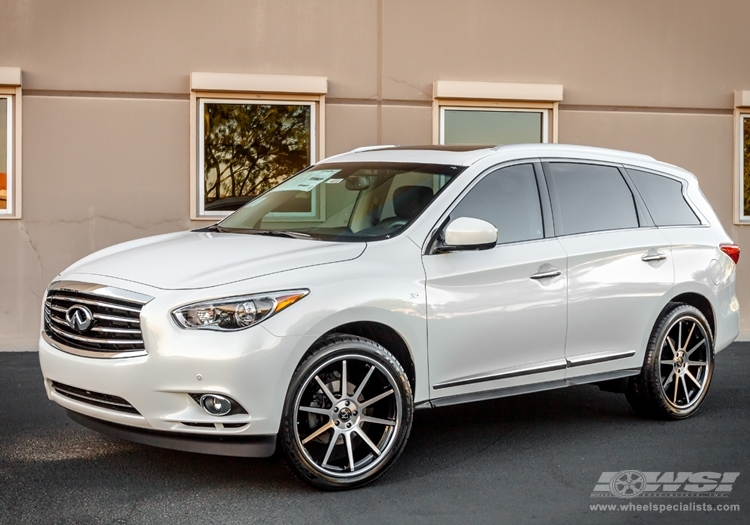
(220, 162, 461, 241)
(546, 163, 638, 236)
(451, 164, 544, 244)
(626, 169, 700, 226)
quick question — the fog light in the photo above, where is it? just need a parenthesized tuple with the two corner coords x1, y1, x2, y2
(199, 394, 232, 416)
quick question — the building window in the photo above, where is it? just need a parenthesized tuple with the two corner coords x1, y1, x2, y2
(199, 99, 315, 215)
(743, 114, 750, 218)
(0, 96, 10, 212)
(735, 91, 750, 224)
(0, 67, 21, 219)
(433, 81, 563, 145)
(191, 73, 327, 219)
(441, 107, 547, 145)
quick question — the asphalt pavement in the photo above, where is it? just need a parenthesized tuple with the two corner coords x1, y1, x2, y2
(1, 344, 748, 524)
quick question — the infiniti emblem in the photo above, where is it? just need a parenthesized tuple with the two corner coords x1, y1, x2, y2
(65, 305, 94, 332)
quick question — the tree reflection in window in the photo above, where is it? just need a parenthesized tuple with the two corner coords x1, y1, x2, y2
(744, 116, 750, 217)
(203, 102, 311, 212)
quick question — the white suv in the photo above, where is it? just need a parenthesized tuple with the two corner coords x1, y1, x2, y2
(39, 144, 740, 489)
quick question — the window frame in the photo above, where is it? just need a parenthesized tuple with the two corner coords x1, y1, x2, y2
(190, 73, 327, 220)
(0, 67, 22, 219)
(196, 97, 319, 220)
(734, 91, 750, 224)
(432, 81, 563, 146)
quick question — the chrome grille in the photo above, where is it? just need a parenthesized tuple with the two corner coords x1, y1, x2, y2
(51, 381, 140, 415)
(43, 282, 152, 357)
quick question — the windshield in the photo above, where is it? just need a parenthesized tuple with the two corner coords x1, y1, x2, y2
(218, 162, 464, 241)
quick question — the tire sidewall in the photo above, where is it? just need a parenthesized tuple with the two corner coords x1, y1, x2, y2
(280, 336, 413, 490)
(645, 304, 714, 419)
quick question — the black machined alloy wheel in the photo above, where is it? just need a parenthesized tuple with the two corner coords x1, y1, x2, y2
(281, 335, 413, 490)
(658, 314, 712, 411)
(626, 303, 714, 420)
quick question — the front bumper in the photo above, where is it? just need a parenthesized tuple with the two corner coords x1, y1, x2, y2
(39, 292, 318, 453)
(67, 410, 276, 457)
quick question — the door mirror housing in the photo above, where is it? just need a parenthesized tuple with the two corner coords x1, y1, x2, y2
(440, 217, 498, 252)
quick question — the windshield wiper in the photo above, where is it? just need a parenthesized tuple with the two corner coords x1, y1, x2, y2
(192, 223, 227, 233)
(243, 229, 315, 240)
(196, 225, 315, 240)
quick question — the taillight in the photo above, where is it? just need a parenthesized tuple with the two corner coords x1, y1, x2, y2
(720, 244, 740, 264)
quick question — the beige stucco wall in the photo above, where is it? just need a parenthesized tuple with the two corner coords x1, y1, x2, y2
(0, 96, 191, 348)
(1, 0, 750, 349)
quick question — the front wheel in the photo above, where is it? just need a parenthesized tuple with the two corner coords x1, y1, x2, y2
(626, 303, 714, 419)
(281, 335, 413, 490)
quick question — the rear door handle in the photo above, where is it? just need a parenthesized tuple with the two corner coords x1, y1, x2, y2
(530, 269, 562, 280)
(642, 250, 667, 262)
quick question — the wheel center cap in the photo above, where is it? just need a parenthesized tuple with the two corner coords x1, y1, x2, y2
(339, 408, 352, 421)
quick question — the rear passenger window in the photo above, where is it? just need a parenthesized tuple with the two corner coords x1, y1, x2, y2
(626, 169, 700, 226)
(546, 163, 638, 236)
(451, 163, 544, 244)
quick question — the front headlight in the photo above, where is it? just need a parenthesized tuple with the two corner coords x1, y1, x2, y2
(171, 289, 309, 331)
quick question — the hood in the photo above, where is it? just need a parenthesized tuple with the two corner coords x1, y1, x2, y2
(65, 231, 366, 290)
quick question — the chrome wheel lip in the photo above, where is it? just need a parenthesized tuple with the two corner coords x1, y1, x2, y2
(292, 353, 403, 480)
(657, 314, 712, 411)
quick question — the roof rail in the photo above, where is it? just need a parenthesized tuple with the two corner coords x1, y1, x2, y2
(349, 145, 397, 153)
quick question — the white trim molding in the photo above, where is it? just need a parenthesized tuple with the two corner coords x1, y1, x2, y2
(0, 67, 21, 87)
(191, 72, 327, 96)
(734, 90, 750, 109)
(433, 80, 563, 103)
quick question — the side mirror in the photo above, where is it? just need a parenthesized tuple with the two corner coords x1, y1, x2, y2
(440, 217, 498, 252)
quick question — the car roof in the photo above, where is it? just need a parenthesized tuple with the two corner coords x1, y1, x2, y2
(319, 144, 497, 166)
(319, 143, 672, 172)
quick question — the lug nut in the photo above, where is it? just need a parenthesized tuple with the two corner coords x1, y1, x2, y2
(345, 400, 350, 406)
(335, 420, 340, 426)
(333, 407, 339, 413)
(346, 422, 351, 428)
(353, 411, 358, 416)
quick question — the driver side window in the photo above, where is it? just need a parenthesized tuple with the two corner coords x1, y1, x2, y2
(450, 163, 544, 245)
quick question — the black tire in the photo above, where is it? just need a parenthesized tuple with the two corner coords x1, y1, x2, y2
(280, 334, 413, 490)
(626, 303, 714, 420)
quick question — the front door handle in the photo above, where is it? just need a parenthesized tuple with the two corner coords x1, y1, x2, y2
(642, 250, 667, 262)
(530, 268, 562, 280)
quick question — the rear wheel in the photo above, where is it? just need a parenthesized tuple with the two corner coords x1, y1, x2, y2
(281, 335, 413, 490)
(626, 303, 714, 419)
